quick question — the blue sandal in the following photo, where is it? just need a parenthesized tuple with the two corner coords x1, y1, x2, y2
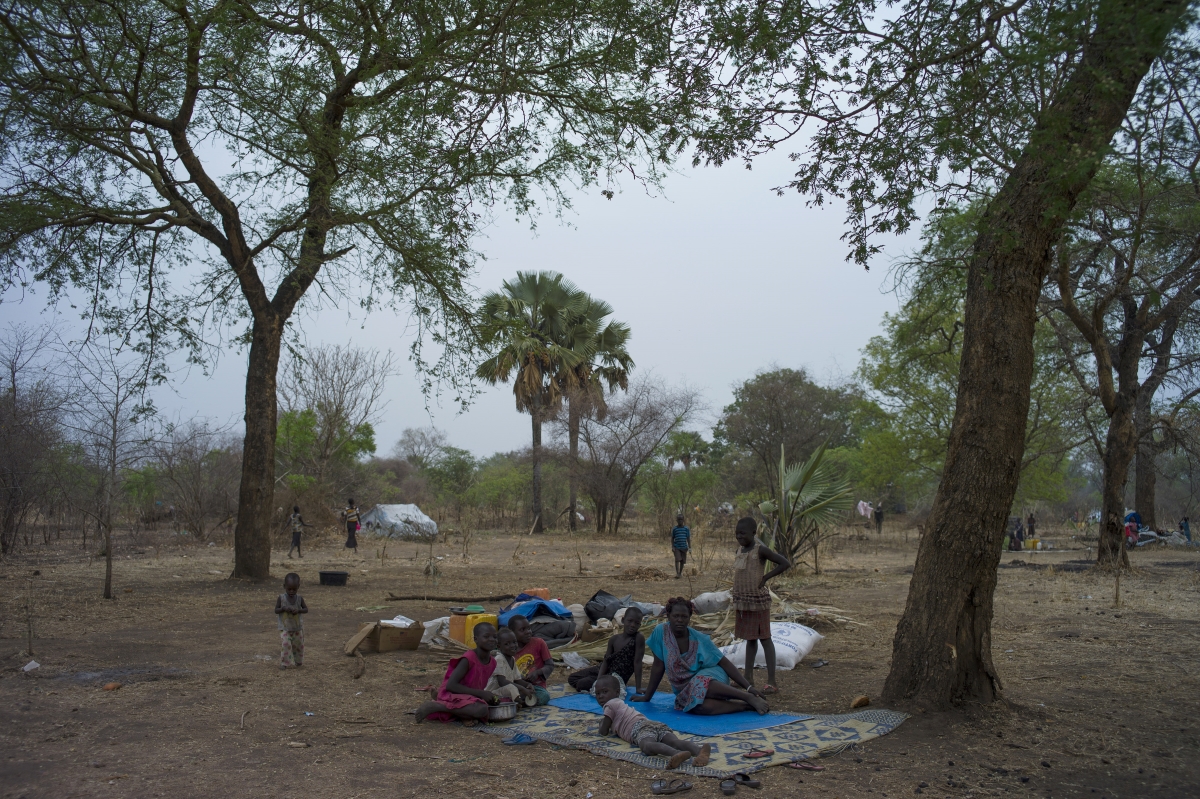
(502, 733, 537, 746)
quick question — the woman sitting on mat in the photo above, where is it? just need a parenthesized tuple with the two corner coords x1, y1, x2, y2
(632, 597, 769, 716)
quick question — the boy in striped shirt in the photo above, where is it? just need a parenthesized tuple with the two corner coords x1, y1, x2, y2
(671, 515, 690, 579)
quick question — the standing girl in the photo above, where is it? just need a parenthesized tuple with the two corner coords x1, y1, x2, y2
(342, 498, 360, 553)
(275, 573, 308, 669)
(732, 517, 790, 695)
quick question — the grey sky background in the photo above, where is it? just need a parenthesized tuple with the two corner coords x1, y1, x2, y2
(8, 149, 916, 457)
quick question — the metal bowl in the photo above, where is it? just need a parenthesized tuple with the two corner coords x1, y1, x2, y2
(487, 701, 518, 721)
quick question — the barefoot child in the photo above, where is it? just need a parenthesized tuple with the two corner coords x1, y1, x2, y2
(275, 573, 308, 669)
(487, 627, 537, 706)
(286, 505, 312, 559)
(568, 606, 645, 693)
(508, 616, 553, 705)
(671, 515, 690, 578)
(596, 675, 711, 769)
(416, 622, 500, 723)
(733, 517, 790, 694)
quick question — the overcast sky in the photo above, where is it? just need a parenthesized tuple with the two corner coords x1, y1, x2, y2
(9, 149, 914, 457)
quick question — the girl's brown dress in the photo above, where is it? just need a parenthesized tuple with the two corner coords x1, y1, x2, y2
(732, 537, 772, 640)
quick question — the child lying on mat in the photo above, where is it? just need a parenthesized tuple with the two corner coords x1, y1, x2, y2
(415, 622, 501, 724)
(595, 675, 711, 769)
(487, 627, 537, 707)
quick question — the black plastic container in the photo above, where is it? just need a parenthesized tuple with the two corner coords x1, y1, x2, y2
(319, 570, 349, 586)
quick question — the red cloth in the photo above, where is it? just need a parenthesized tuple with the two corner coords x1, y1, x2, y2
(426, 649, 497, 722)
(514, 638, 551, 686)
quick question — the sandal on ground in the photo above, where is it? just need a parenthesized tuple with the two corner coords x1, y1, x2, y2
(502, 733, 537, 745)
(733, 773, 762, 788)
(741, 749, 774, 759)
(720, 779, 737, 796)
(787, 760, 826, 771)
(760, 685, 778, 696)
(651, 778, 693, 795)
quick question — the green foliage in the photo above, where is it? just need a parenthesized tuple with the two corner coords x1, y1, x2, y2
(277, 409, 376, 472)
(714, 368, 859, 500)
(856, 206, 1091, 510)
(757, 444, 854, 569)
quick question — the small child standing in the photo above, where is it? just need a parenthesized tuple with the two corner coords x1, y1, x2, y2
(671, 515, 691, 579)
(568, 605, 645, 693)
(508, 616, 553, 705)
(487, 627, 537, 706)
(342, 498, 360, 553)
(286, 505, 312, 559)
(416, 622, 500, 723)
(275, 573, 308, 669)
(732, 517, 790, 694)
(596, 675, 711, 768)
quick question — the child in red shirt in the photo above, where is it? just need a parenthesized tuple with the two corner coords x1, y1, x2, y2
(508, 616, 553, 705)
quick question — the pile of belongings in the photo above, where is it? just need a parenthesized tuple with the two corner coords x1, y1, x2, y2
(359, 504, 437, 540)
(500, 594, 578, 649)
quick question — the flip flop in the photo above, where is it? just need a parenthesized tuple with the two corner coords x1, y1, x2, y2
(788, 761, 826, 771)
(651, 778, 693, 795)
(760, 685, 778, 696)
(733, 773, 762, 788)
(742, 749, 774, 759)
(502, 733, 537, 746)
(811, 659, 829, 669)
(720, 780, 737, 796)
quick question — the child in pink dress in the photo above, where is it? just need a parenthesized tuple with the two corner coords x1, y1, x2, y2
(415, 622, 500, 723)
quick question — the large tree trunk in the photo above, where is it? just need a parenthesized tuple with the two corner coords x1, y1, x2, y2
(231, 313, 284, 580)
(531, 400, 544, 533)
(1134, 386, 1158, 529)
(568, 397, 579, 533)
(1098, 398, 1137, 567)
(881, 0, 1186, 711)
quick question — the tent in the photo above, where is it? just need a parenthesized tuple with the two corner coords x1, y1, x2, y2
(359, 504, 438, 540)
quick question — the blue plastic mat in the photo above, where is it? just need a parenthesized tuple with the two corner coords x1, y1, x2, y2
(548, 686, 810, 736)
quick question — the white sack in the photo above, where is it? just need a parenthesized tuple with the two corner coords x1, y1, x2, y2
(421, 616, 449, 644)
(566, 603, 588, 634)
(719, 622, 823, 670)
(692, 590, 732, 615)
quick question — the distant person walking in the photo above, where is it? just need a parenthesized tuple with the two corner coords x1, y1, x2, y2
(342, 499, 360, 553)
(671, 515, 691, 579)
(1181, 516, 1191, 544)
(1026, 513, 1036, 541)
(286, 505, 312, 559)
(873, 505, 884, 536)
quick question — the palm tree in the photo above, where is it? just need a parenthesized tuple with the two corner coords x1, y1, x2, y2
(558, 296, 633, 532)
(476, 271, 585, 533)
(758, 443, 854, 573)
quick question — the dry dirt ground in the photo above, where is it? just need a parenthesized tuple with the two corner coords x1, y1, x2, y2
(2, 524, 1198, 799)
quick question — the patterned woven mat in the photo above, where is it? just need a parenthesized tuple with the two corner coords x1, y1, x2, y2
(476, 686, 907, 779)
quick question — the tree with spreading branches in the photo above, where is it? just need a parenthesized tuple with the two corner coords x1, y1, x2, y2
(0, 0, 703, 578)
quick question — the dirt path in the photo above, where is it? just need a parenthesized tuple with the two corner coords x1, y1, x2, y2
(2, 527, 1198, 798)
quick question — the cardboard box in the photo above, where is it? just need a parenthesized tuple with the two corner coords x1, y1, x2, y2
(356, 622, 422, 653)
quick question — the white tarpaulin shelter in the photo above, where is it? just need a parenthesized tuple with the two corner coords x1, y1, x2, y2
(359, 504, 438, 540)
